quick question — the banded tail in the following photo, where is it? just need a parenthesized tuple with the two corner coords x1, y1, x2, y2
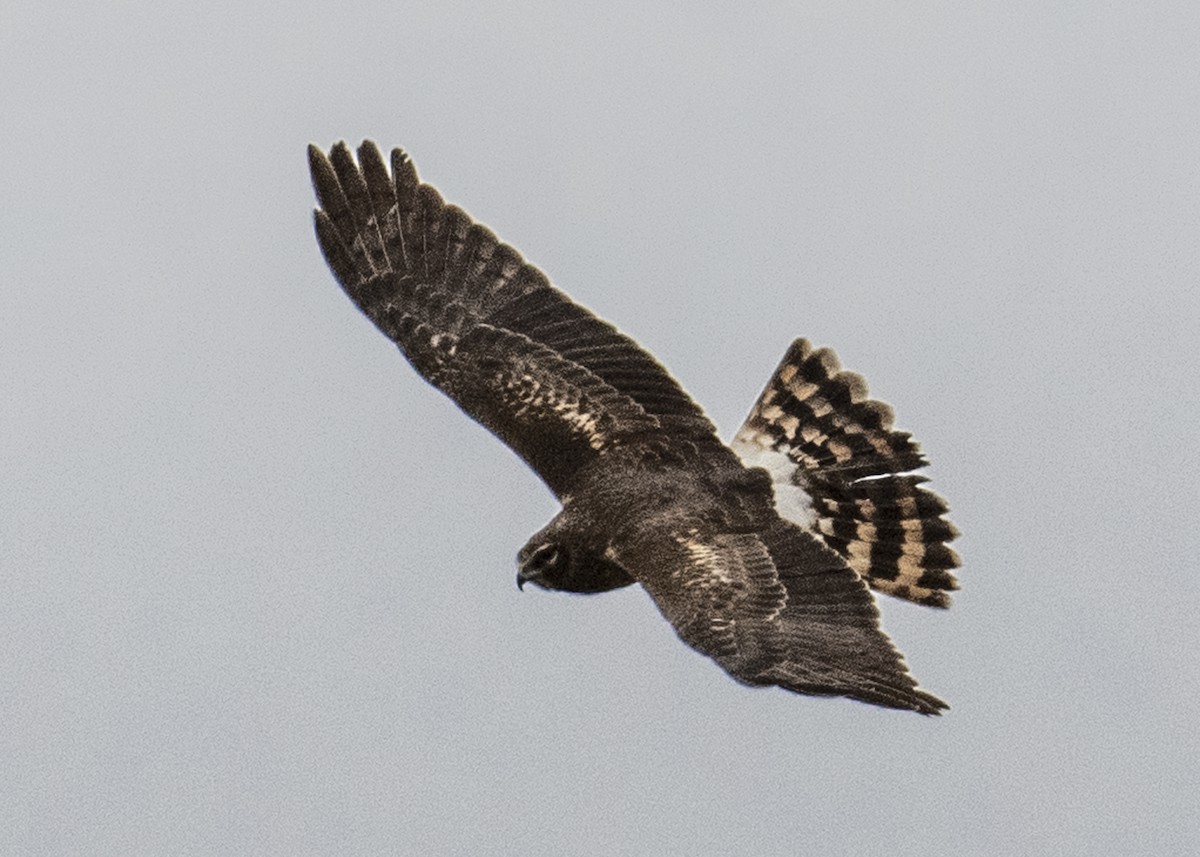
(731, 339, 960, 608)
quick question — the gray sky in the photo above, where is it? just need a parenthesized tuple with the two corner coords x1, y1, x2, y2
(4, 2, 1198, 854)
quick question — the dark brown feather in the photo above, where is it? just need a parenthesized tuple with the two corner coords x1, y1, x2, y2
(308, 140, 734, 494)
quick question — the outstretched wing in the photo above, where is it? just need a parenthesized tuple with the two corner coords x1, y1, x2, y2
(614, 515, 946, 714)
(309, 140, 737, 496)
(732, 339, 960, 607)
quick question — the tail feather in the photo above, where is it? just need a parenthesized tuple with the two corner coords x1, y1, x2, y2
(733, 338, 960, 608)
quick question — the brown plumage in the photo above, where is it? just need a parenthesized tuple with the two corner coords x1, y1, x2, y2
(309, 140, 959, 714)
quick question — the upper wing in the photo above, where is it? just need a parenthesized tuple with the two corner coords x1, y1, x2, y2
(614, 515, 946, 714)
(732, 338, 960, 607)
(309, 141, 737, 496)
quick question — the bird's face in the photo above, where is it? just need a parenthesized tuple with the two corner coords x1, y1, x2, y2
(516, 537, 636, 594)
(516, 541, 570, 591)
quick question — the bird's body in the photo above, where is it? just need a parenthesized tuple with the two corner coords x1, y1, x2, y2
(308, 140, 960, 714)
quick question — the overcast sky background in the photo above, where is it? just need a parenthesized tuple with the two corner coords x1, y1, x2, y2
(4, 2, 1198, 855)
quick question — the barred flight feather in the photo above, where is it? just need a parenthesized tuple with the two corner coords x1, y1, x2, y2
(733, 339, 960, 608)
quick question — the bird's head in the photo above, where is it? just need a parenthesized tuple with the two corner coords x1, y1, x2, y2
(516, 512, 635, 594)
(516, 540, 572, 591)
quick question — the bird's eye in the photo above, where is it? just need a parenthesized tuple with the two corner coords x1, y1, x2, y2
(528, 543, 562, 572)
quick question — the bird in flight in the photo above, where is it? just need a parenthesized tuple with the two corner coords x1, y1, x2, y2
(308, 141, 960, 714)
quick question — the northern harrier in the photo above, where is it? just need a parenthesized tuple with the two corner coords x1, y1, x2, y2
(309, 141, 960, 713)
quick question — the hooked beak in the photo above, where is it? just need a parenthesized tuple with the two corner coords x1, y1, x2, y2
(516, 565, 542, 592)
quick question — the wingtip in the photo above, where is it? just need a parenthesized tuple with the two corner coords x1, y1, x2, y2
(870, 684, 950, 715)
(915, 692, 950, 716)
(857, 683, 949, 715)
(355, 138, 384, 163)
(306, 141, 342, 175)
(307, 142, 341, 207)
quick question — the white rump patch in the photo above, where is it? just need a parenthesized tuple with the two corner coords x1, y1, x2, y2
(731, 433, 817, 531)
